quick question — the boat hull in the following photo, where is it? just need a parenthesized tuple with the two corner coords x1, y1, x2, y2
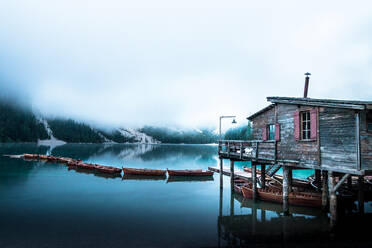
(122, 167, 166, 176)
(167, 169, 214, 177)
(241, 185, 321, 207)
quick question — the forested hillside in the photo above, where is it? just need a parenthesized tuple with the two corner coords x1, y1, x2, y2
(47, 119, 104, 143)
(224, 123, 253, 140)
(0, 99, 220, 144)
(140, 126, 217, 144)
(0, 99, 49, 142)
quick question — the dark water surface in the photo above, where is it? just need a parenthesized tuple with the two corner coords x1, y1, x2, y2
(0, 143, 371, 248)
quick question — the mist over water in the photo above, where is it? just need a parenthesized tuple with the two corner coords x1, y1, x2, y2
(1, 1, 372, 129)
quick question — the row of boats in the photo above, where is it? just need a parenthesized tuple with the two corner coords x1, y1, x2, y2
(22, 154, 214, 177)
(233, 178, 322, 208)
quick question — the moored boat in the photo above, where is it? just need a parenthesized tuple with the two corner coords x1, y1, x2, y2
(95, 165, 121, 174)
(167, 169, 214, 177)
(76, 162, 96, 170)
(288, 192, 322, 207)
(122, 167, 166, 176)
(39, 155, 48, 160)
(241, 185, 321, 207)
(234, 179, 250, 194)
(23, 153, 38, 159)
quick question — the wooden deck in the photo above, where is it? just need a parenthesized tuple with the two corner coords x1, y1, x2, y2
(208, 166, 252, 179)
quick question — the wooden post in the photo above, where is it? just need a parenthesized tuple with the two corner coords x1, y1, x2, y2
(261, 209, 266, 223)
(282, 165, 289, 215)
(347, 176, 352, 189)
(328, 171, 337, 228)
(321, 170, 328, 211)
(230, 182, 235, 216)
(219, 158, 223, 189)
(240, 143, 243, 159)
(288, 167, 293, 192)
(252, 203, 257, 236)
(227, 142, 230, 156)
(358, 176, 364, 214)
(314, 169, 321, 190)
(230, 160, 234, 193)
(252, 163, 257, 200)
(261, 165, 266, 189)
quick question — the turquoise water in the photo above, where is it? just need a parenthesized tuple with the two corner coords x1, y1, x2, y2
(0, 143, 370, 247)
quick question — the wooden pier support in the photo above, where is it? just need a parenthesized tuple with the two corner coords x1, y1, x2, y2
(358, 176, 364, 214)
(288, 168, 293, 192)
(328, 171, 337, 228)
(252, 163, 257, 200)
(230, 185, 235, 216)
(347, 176, 352, 190)
(230, 160, 234, 193)
(261, 165, 266, 189)
(314, 169, 321, 189)
(219, 158, 223, 189)
(321, 170, 328, 211)
(282, 165, 290, 215)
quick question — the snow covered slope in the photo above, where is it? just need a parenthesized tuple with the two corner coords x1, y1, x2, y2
(117, 128, 160, 144)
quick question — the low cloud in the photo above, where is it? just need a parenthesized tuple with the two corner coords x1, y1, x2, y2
(0, 0, 371, 130)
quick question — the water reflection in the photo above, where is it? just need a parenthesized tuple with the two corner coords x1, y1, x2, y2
(166, 176, 214, 183)
(1, 143, 372, 247)
(218, 183, 372, 247)
(122, 174, 166, 181)
(68, 167, 122, 179)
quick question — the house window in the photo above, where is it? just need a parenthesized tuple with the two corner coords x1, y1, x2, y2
(301, 111, 311, 140)
(267, 124, 275, 140)
(367, 110, 372, 131)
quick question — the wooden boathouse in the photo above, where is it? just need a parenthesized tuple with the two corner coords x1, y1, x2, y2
(218, 74, 372, 226)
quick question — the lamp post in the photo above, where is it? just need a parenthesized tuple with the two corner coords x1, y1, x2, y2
(219, 116, 237, 141)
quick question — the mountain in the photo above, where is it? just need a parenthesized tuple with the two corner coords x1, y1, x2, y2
(0, 99, 49, 142)
(140, 126, 217, 144)
(0, 99, 218, 144)
(224, 123, 253, 140)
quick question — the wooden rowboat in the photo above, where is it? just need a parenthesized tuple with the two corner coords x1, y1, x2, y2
(39, 155, 48, 160)
(122, 167, 166, 176)
(95, 165, 121, 174)
(242, 186, 322, 207)
(167, 169, 214, 177)
(23, 154, 38, 159)
(234, 179, 250, 194)
(241, 185, 321, 207)
(288, 192, 322, 207)
(76, 162, 96, 170)
(241, 185, 283, 204)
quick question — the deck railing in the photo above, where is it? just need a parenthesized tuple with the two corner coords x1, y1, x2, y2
(218, 140, 277, 162)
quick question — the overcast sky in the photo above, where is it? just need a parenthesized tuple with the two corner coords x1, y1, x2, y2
(0, 1, 371, 130)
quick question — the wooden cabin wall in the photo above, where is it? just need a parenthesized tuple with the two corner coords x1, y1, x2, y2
(251, 104, 319, 166)
(251, 107, 275, 140)
(276, 104, 319, 166)
(319, 107, 357, 170)
(360, 111, 372, 170)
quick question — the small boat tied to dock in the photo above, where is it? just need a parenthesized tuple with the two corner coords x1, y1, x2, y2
(167, 169, 214, 177)
(6, 154, 122, 175)
(4, 154, 215, 179)
(122, 167, 167, 176)
(210, 165, 322, 208)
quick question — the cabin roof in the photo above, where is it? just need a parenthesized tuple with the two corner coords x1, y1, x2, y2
(247, 104, 275, 120)
(247, 97, 372, 120)
(267, 97, 372, 110)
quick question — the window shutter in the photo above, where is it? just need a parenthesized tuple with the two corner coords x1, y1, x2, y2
(262, 127, 267, 141)
(275, 123, 280, 141)
(310, 108, 317, 139)
(294, 111, 300, 140)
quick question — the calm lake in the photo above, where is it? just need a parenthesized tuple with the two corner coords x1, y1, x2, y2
(0, 143, 371, 247)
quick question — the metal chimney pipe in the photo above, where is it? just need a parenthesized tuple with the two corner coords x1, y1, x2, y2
(303, 72, 311, 98)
